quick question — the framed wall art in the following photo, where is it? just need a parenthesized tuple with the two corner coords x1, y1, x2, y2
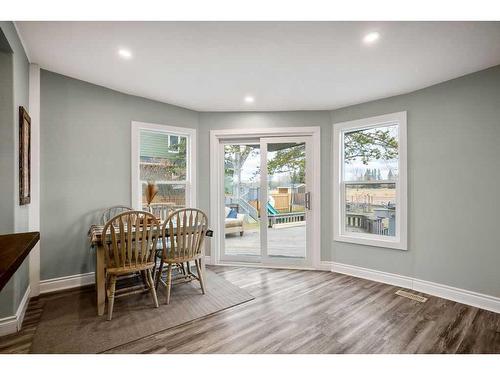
(19, 106, 31, 205)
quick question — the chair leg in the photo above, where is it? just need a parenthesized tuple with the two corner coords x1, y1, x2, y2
(141, 271, 150, 289)
(107, 275, 117, 321)
(195, 258, 206, 295)
(153, 251, 159, 279)
(165, 264, 173, 305)
(105, 274, 111, 297)
(186, 261, 191, 275)
(146, 269, 159, 308)
(155, 258, 164, 291)
(179, 262, 186, 275)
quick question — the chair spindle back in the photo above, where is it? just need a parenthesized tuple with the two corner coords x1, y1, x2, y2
(101, 205, 133, 225)
(162, 208, 208, 261)
(102, 211, 160, 269)
(148, 203, 176, 222)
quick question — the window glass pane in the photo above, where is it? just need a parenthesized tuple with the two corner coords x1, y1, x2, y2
(267, 142, 306, 259)
(223, 144, 261, 257)
(169, 135, 179, 152)
(140, 130, 187, 181)
(343, 125, 398, 182)
(141, 183, 186, 210)
(169, 135, 179, 145)
(345, 183, 396, 237)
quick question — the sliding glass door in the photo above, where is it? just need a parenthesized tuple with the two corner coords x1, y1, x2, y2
(261, 137, 310, 265)
(222, 142, 263, 262)
(220, 136, 312, 267)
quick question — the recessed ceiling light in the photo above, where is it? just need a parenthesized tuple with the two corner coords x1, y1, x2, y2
(118, 48, 133, 59)
(363, 32, 380, 44)
(244, 96, 255, 103)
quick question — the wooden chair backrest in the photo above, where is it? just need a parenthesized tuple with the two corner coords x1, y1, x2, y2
(161, 208, 208, 261)
(101, 205, 132, 225)
(102, 211, 160, 269)
(148, 203, 176, 221)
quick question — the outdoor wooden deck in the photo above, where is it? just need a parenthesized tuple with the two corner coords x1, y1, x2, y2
(225, 224, 306, 258)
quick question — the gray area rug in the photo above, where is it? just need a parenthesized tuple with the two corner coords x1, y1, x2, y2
(30, 270, 254, 353)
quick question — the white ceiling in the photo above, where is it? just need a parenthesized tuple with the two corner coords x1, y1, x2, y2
(16, 21, 500, 112)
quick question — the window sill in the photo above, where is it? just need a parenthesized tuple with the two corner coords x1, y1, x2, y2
(334, 234, 407, 251)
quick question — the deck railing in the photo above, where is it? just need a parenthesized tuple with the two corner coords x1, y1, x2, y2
(346, 213, 388, 235)
(268, 212, 305, 228)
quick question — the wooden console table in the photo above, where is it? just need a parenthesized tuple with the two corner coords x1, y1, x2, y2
(0, 232, 40, 291)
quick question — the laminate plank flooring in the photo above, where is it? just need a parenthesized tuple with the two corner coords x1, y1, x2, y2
(1, 266, 499, 354)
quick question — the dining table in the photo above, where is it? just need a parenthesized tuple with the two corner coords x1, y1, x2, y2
(88, 222, 212, 316)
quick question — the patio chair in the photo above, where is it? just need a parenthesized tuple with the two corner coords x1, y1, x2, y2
(224, 206, 245, 236)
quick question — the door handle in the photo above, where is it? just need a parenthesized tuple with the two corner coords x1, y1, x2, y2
(305, 192, 311, 210)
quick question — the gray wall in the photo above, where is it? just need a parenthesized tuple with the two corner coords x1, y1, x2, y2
(197, 111, 333, 261)
(198, 65, 500, 298)
(0, 35, 15, 318)
(38, 62, 500, 299)
(330, 64, 500, 297)
(0, 22, 30, 318)
(0, 37, 14, 236)
(40, 70, 199, 279)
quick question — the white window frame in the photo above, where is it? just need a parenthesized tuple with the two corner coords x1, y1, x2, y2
(333, 111, 407, 250)
(131, 121, 197, 210)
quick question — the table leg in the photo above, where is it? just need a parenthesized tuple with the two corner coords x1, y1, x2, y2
(96, 244, 105, 316)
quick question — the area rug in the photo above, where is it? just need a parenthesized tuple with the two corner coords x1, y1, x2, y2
(30, 270, 254, 353)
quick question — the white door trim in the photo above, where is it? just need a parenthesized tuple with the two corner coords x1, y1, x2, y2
(28, 63, 40, 297)
(209, 126, 321, 270)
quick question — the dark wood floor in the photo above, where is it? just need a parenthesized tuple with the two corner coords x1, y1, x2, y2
(1, 266, 499, 353)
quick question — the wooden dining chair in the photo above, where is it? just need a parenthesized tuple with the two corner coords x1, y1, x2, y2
(148, 203, 176, 221)
(101, 205, 132, 225)
(102, 210, 160, 320)
(156, 208, 208, 304)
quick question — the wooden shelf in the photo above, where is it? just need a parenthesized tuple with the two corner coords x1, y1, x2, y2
(0, 232, 40, 291)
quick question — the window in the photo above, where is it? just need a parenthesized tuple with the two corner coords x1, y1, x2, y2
(333, 112, 407, 250)
(131, 122, 196, 211)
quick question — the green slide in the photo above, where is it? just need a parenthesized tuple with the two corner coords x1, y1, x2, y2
(266, 202, 279, 215)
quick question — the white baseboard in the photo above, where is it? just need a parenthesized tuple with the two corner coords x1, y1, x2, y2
(332, 262, 413, 289)
(0, 285, 31, 337)
(412, 278, 500, 314)
(331, 262, 500, 314)
(16, 285, 31, 331)
(317, 261, 334, 271)
(0, 316, 17, 337)
(39, 272, 95, 294)
(205, 257, 333, 272)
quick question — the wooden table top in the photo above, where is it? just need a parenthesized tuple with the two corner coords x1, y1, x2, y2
(0, 232, 40, 291)
(88, 224, 162, 246)
(88, 224, 212, 247)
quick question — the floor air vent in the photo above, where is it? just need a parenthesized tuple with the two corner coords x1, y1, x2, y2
(395, 290, 428, 303)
